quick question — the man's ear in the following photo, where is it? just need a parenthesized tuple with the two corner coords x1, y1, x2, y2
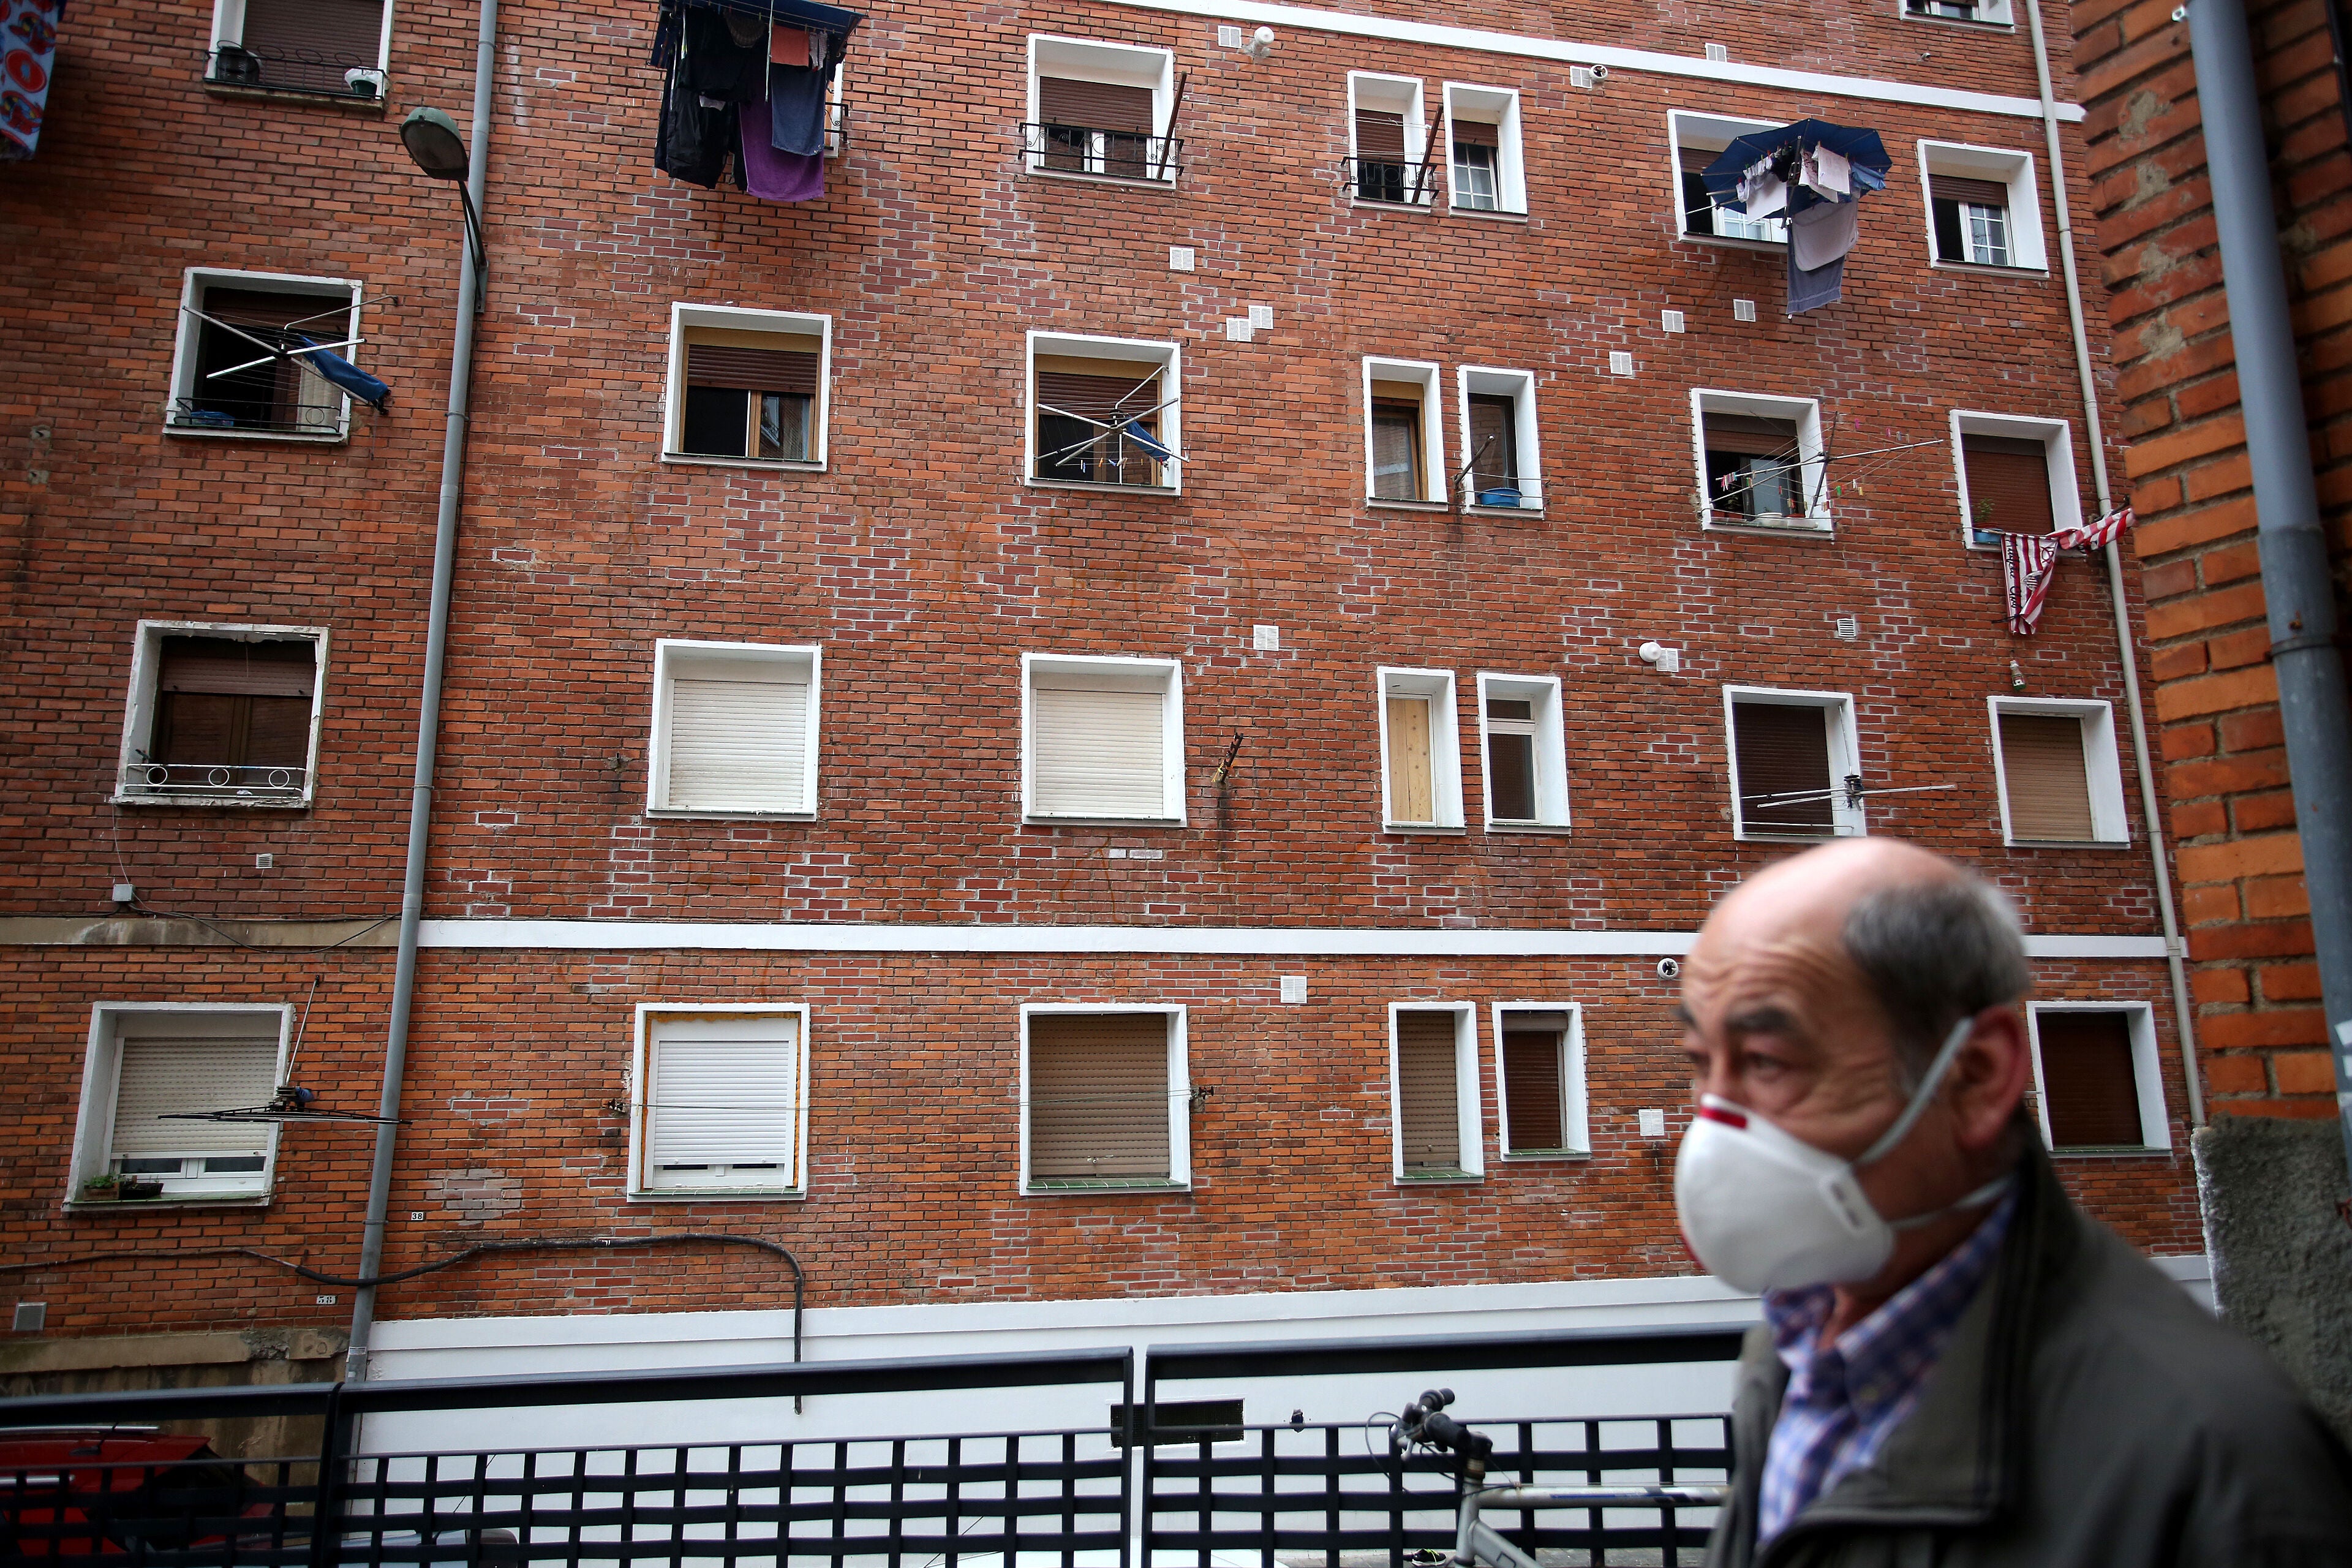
(1949, 1006, 2034, 1152)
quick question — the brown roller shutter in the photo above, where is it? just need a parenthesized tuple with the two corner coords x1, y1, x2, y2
(160, 638, 315, 697)
(1999, 713, 2096, 840)
(1395, 1011, 1463, 1170)
(1962, 435, 2054, 533)
(1355, 110, 1407, 159)
(1678, 143, 1726, 176)
(1038, 77, 1154, 133)
(1733, 701, 1834, 834)
(2037, 1012, 2144, 1148)
(235, 0, 385, 93)
(1501, 1029, 1564, 1150)
(1036, 370, 1159, 421)
(1705, 412, 1801, 458)
(1451, 118, 1500, 148)
(1028, 1014, 1170, 1181)
(687, 344, 819, 396)
(1928, 174, 2010, 206)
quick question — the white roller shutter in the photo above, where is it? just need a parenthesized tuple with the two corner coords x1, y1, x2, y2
(644, 1014, 800, 1189)
(1032, 682, 1164, 817)
(664, 676, 810, 812)
(111, 1035, 278, 1158)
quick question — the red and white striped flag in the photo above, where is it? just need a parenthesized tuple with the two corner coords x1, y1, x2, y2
(2000, 507, 2133, 635)
(2054, 505, 2133, 552)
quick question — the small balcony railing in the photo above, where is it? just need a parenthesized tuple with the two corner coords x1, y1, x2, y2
(121, 761, 309, 804)
(167, 396, 344, 437)
(1022, 121, 1182, 182)
(826, 100, 850, 156)
(1346, 156, 1439, 206)
(205, 43, 385, 100)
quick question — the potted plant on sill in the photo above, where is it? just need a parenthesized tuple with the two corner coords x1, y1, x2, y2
(79, 1173, 164, 1202)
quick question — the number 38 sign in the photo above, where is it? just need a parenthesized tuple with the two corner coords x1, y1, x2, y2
(1, 0, 60, 162)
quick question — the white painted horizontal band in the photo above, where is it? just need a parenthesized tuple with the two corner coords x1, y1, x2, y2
(418, 921, 2168, 960)
(1101, 0, 2082, 121)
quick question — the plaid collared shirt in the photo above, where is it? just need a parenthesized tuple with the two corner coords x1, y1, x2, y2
(1756, 1188, 2018, 1542)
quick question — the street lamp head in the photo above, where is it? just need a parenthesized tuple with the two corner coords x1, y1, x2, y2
(399, 107, 470, 179)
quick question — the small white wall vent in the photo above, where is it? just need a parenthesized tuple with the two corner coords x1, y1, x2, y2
(1835, 616, 1861, 640)
(1608, 351, 1635, 376)
(1226, 318, 1253, 341)
(1279, 975, 1308, 1005)
(1637, 1108, 1669, 1138)
(1733, 298, 1758, 322)
(1661, 309, 1686, 333)
(1253, 624, 1281, 650)
(1218, 24, 1243, 48)
(1248, 304, 1273, 329)
(1169, 246, 1196, 271)
(1705, 42, 1729, 61)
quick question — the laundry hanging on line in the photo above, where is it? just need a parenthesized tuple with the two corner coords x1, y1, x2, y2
(1994, 507, 2135, 635)
(647, 0, 861, 202)
(1702, 119, 1893, 317)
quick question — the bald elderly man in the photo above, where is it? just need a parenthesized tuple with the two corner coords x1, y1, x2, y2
(1678, 839, 2352, 1567)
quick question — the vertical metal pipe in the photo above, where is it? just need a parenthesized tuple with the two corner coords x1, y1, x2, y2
(346, 0, 500, 1382)
(2025, 0, 2207, 1126)
(2188, 0, 2352, 1176)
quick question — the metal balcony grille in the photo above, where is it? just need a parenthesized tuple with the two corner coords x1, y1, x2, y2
(1344, 156, 1438, 206)
(167, 397, 344, 437)
(1022, 122, 1182, 182)
(205, 43, 383, 99)
(119, 761, 309, 803)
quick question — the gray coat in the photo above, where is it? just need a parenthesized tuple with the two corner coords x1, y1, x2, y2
(1706, 1145, 2352, 1567)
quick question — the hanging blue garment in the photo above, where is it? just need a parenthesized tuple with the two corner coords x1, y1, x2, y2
(767, 62, 829, 155)
(1116, 421, 1174, 463)
(292, 336, 391, 410)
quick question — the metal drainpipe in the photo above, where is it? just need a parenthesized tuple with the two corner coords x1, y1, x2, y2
(2186, 0, 2352, 1177)
(345, 0, 500, 1383)
(2024, 0, 2207, 1128)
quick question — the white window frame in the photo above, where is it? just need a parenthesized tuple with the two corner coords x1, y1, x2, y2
(1474, 671, 1570, 832)
(2026, 1001, 2169, 1153)
(164, 268, 364, 443)
(1899, 0, 2014, 25)
(1025, 34, 1178, 183)
(1362, 357, 1446, 505)
(1026, 330, 1182, 494)
(1455, 366, 1544, 511)
(1667, 110, 1788, 249)
(1722, 685, 1866, 840)
(1917, 141, 2048, 273)
(1441, 82, 1527, 217)
(627, 1003, 812, 1200)
(1691, 388, 1833, 535)
(1988, 696, 2130, 846)
(1347, 72, 1433, 209)
(1490, 1002, 1589, 1158)
(69, 1003, 293, 1207)
(1021, 652, 1187, 825)
(207, 0, 394, 92)
(661, 303, 832, 470)
(645, 639, 823, 820)
(1386, 1003, 1482, 1182)
(114, 619, 329, 809)
(1018, 1004, 1191, 1194)
(1951, 410, 2082, 549)
(1375, 666, 1466, 832)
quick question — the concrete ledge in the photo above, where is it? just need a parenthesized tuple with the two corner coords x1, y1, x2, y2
(0, 916, 396, 948)
(0, 1327, 346, 1376)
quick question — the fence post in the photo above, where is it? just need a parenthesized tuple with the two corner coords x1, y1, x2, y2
(307, 1381, 349, 1568)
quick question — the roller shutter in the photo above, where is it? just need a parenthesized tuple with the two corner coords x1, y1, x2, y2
(237, 0, 385, 92)
(1031, 677, 1165, 818)
(1704, 412, 1801, 458)
(2037, 1011, 2144, 1148)
(1998, 712, 2095, 841)
(1502, 1025, 1566, 1150)
(685, 344, 819, 396)
(1028, 1014, 1171, 1180)
(1733, 701, 1834, 834)
(1450, 117, 1500, 148)
(1036, 369, 1160, 421)
(663, 670, 812, 813)
(1395, 1011, 1463, 1170)
(1354, 110, 1406, 159)
(1962, 435, 2054, 534)
(1928, 174, 2010, 206)
(1038, 77, 1153, 133)
(111, 1035, 279, 1158)
(643, 1014, 799, 1185)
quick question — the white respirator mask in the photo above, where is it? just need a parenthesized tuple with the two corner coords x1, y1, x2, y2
(1673, 1016, 2013, 1294)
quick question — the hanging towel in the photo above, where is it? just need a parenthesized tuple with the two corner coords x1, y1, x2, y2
(1801, 144, 1851, 198)
(1787, 250, 1844, 315)
(768, 62, 831, 155)
(744, 66, 827, 198)
(2001, 531, 2062, 635)
(771, 24, 810, 64)
(1790, 198, 1860, 270)
(1739, 167, 1788, 219)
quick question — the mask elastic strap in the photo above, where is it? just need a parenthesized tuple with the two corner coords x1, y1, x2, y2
(1890, 1171, 2015, 1232)
(1856, 1014, 1978, 1169)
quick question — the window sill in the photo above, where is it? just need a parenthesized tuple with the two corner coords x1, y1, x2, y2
(1365, 497, 1451, 511)
(1483, 821, 1573, 835)
(1902, 12, 2016, 29)
(628, 1188, 807, 1202)
(1678, 232, 1785, 255)
(1929, 259, 2048, 278)
(661, 453, 827, 473)
(112, 792, 313, 810)
(1735, 829, 1852, 843)
(203, 80, 392, 113)
(1348, 197, 1437, 214)
(647, 807, 818, 823)
(1025, 1179, 1189, 1194)
(1703, 517, 1834, 539)
(2048, 1145, 2171, 1159)
(67, 1193, 271, 1213)
(1383, 822, 1466, 835)
(1464, 503, 1544, 517)
(164, 423, 347, 444)
(2003, 837, 2131, 851)
(1500, 1150, 1591, 1162)
(1025, 478, 1180, 497)
(1025, 815, 1187, 829)
(1447, 206, 1530, 222)
(1024, 166, 1180, 192)
(1395, 1170, 1480, 1184)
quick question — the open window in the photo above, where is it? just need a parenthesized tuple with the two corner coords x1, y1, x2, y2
(1023, 654, 1185, 823)
(1476, 673, 1569, 831)
(1692, 390, 1830, 532)
(1903, 0, 2013, 21)
(2027, 1005, 2168, 1153)
(1021, 1008, 1189, 1191)
(629, 1007, 809, 1198)
(1990, 697, 2128, 846)
(647, 641, 821, 818)
(115, 622, 326, 808)
(1026, 36, 1180, 183)
(1456, 367, 1543, 510)
(1952, 411, 2080, 547)
(206, 0, 390, 97)
(1348, 72, 1434, 207)
(1492, 1004, 1588, 1158)
(1670, 111, 1787, 246)
(1028, 332, 1180, 491)
(1442, 83, 1526, 216)
(1724, 687, 1864, 839)
(1362, 358, 1444, 504)
(1389, 1006, 1480, 1180)
(70, 1005, 292, 1205)
(663, 304, 829, 468)
(1919, 143, 2046, 271)
(167, 270, 363, 440)
(1376, 667, 1466, 831)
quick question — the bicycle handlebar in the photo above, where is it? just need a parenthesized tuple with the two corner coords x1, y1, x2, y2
(1395, 1388, 1494, 1480)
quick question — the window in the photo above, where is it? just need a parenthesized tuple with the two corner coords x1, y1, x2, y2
(1348, 73, 1434, 206)
(1441, 83, 1526, 216)
(1475, 673, 1569, 831)
(1903, 0, 2013, 21)
(1376, 668, 1466, 831)
(1670, 111, 1787, 245)
(206, 0, 389, 96)
(647, 641, 821, 818)
(1389, 1006, 1480, 1180)
(70, 1006, 291, 1204)
(1023, 654, 1185, 823)
(115, 622, 325, 807)
(2027, 1005, 2168, 1153)
(1918, 143, 2046, 271)
(1692, 390, 1830, 532)
(663, 304, 830, 468)
(1951, 411, 2081, 547)
(167, 270, 363, 439)
(1028, 332, 1181, 491)
(1021, 1008, 1189, 1191)
(1990, 697, 2129, 846)
(629, 1007, 808, 1197)
(1456, 368, 1543, 510)
(1026, 36, 1178, 183)
(1724, 687, 1864, 839)
(1492, 1004, 1588, 1157)
(1109, 1400, 1245, 1449)
(1362, 358, 1444, 504)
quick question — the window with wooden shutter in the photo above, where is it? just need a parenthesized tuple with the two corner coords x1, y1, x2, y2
(1733, 700, 1835, 835)
(1385, 696, 1435, 824)
(678, 327, 821, 462)
(104, 1023, 281, 1194)
(2035, 1011, 2147, 1149)
(1027, 1013, 1174, 1185)
(225, 0, 385, 94)
(1030, 665, 1172, 819)
(1962, 434, 2054, 535)
(178, 284, 351, 435)
(641, 1013, 802, 1191)
(1500, 1017, 1570, 1153)
(1395, 1011, 1465, 1174)
(1998, 712, 2095, 842)
(657, 647, 816, 816)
